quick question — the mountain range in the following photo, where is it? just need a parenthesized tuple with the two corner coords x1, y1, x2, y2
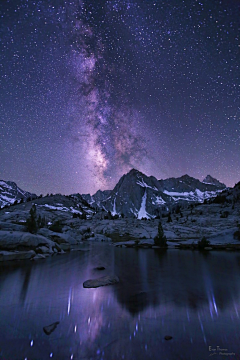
(0, 180, 37, 208)
(82, 169, 226, 218)
(0, 170, 227, 218)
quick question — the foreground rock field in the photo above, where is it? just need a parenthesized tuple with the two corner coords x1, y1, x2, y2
(0, 200, 239, 261)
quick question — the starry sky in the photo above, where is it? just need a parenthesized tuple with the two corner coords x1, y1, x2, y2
(1, 0, 239, 195)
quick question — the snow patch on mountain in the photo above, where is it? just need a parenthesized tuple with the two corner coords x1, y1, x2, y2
(1, 195, 16, 204)
(0, 181, 11, 190)
(38, 204, 70, 211)
(138, 190, 150, 219)
(70, 207, 82, 214)
(130, 206, 138, 217)
(136, 178, 158, 191)
(164, 189, 222, 203)
(38, 204, 83, 214)
(152, 196, 166, 205)
(112, 198, 117, 216)
(0, 180, 36, 208)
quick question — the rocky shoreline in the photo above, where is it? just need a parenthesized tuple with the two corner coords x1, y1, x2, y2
(0, 199, 239, 262)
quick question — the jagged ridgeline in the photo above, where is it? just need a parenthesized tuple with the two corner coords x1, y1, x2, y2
(0, 169, 229, 218)
(81, 169, 227, 218)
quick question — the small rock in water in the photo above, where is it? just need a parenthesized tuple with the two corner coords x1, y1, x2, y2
(164, 335, 173, 341)
(95, 266, 105, 270)
(83, 275, 119, 288)
(32, 254, 47, 260)
(43, 321, 60, 335)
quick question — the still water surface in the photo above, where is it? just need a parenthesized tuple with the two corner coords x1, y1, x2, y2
(0, 243, 240, 360)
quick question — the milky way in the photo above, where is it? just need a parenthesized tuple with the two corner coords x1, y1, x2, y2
(0, 0, 239, 194)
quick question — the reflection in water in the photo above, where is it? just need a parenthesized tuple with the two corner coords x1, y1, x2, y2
(0, 245, 240, 359)
(20, 267, 32, 305)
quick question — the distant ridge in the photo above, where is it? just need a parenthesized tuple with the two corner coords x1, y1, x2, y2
(202, 175, 226, 188)
(82, 169, 227, 218)
(0, 170, 227, 217)
(0, 180, 36, 208)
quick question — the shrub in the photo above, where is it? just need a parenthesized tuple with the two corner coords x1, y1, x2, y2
(167, 213, 172, 223)
(175, 205, 181, 214)
(213, 195, 226, 204)
(234, 224, 240, 240)
(234, 181, 240, 189)
(37, 214, 46, 228)
(49, 220, 63, 233)
(26, 205, 38, 233)
(220, 211, 229, 218)
(72, 212, 79, 219)
(234, 230, 240, 240)
(81, 212, 87, 220)
(197, 236, 210, 249)
(154, 221, 168, 247)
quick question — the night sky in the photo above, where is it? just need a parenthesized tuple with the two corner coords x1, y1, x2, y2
(1, 0, 239, 195)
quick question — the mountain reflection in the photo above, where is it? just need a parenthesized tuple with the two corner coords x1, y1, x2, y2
(1, 244, 240, 359)
(113, 248, 240, 314)
(20, 267, 32, 305)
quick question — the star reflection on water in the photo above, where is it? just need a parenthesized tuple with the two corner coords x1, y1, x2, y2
(0, 244, 240, 359)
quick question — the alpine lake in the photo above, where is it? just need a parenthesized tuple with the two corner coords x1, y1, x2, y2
(0, 242, 240, 360)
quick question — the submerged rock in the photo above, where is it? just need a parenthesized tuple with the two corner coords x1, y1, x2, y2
(94, 266, 105, 270)
(32, 254, 48, 260)
(164, 335, 173, 340)
(0, 250, 35, 261)
(93, 234, 112, 242)
(58, 243, 71, 251)
(43, 321, 60, 335)
(83, 275, 119, 288)
(36, 245, 52, 254)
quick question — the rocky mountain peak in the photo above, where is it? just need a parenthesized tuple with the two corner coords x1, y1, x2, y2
(0, 180, 36, 208)
(179, 174, 196, 182)
(127, 168, 144, 177)
(202, 175, 226, 188)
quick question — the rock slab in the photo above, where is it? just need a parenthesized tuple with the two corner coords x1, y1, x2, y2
(0, 250, 35, 261)
(43, 321, 60, 335)
(83, 275, 119, 288)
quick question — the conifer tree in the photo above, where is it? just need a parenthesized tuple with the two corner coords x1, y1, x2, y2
(26, 204, 37, 233)
(154, 221, 168, 247)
